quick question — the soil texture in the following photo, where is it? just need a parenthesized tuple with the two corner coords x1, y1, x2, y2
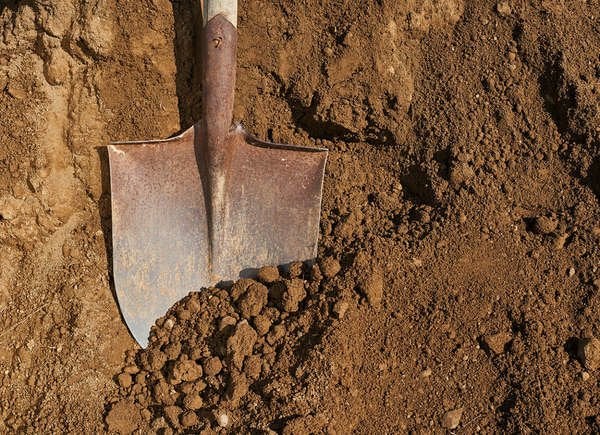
(1, 0, 599, 433)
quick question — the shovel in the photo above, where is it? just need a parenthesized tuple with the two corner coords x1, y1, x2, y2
(107, 0, 327, 347)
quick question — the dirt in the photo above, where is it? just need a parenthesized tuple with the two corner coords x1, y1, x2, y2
(1, 0, 599, 433)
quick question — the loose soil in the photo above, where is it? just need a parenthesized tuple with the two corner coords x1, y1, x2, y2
(1, 0, 600, 433)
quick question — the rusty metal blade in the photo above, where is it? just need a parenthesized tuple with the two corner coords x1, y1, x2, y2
(108, 124, 327, 346)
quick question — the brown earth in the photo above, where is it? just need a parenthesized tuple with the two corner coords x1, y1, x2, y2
(1, 0, 600, 433)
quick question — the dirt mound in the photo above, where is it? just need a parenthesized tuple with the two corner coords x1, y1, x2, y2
(105, 261, 351, 433)
(1, 0, 600, 432)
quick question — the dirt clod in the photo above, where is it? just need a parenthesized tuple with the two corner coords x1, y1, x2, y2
(227, 321, 258, 370)
(533, 215, 558, 234)
(483, 332, 513, 355)
(320, 257, 342, 278)
(358, 268, 384, 308)
(4, 1, 600, 432)
(236, 281, 268, 318)
(105, 400, 141, 434)
(257, 266, 280, 284)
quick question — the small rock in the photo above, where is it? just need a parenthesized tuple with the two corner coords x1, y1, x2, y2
(202, 357, 223, 377)
(216, 412, 230, 428)
(581, 371, 591, 381)
(0, 196, 22, 220)
(496, 1, 511, 17)
(320, 257, 341, 278)
(332, 301, 349, 319)
(442, 407, 464, 429)
(578, 337, 600, 371)
(164, 318, 175, 329)
(257, 266, 280, 284)
(219, 315, 237, 331)
(568, 267, 576, 278)
(43, 48, 70, 86)
(117, 372, 132, 388)
(180, 410, 199, 428)
(553, 233, 568, 250)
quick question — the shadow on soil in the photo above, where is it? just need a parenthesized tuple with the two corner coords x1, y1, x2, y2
(172, 0, 203, 131)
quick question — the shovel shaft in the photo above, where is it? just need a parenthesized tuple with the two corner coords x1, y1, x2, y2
(203, 0, 237, 27)
(201, 1, 238, 271)
(202, 5, 237, 161)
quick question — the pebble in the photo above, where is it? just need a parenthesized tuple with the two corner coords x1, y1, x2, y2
(217, 412, 230, 427)
(43, 47, 70, 86)
(219, 315, 237, 330)
(442, 407, 464, 429)
(578, 337, 600, 371)
(0, 195, 21, 220)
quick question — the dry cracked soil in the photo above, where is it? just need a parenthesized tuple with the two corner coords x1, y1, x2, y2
(1, 0, 600, 433)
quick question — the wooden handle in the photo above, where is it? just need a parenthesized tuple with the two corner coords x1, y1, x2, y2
(203, 0, 237, 27)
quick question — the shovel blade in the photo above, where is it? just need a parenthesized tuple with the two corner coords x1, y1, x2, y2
(108, 124, 327, 346)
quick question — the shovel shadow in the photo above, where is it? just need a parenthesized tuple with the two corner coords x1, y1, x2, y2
(96, 146, 126, 329)
(172, 0, 203, 133)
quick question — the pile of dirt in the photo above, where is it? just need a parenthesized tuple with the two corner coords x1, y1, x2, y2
(105, 260, 355, 433)
(1, 0, 600, 432)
